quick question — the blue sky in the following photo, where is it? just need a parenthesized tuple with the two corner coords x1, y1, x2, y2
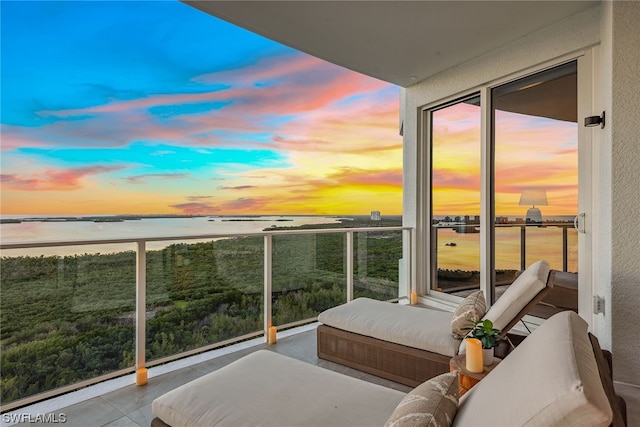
(1, 0, 402, 215)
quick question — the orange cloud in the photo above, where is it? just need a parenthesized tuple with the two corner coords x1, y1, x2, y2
(3, 51, 402, 215)
(327, 168, 402, 187)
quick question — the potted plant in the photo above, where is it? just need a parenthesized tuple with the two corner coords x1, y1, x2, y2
(468, 319, 503, 364)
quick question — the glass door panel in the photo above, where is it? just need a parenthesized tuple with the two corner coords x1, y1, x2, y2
(430, 95, 481, 295)
(492, 61, 578, 308)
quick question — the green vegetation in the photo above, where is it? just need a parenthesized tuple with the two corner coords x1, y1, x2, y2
(0, 218, 402, 404)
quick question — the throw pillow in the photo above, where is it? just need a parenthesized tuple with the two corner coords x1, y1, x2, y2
(450, 290, 486, 339)
(384, 372, 459, 427)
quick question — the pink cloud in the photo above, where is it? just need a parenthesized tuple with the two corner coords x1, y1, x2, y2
(1, 165, 125, 191)
(220, 197, 269, 211)
(1, 125, 56, 151)
(169, 202, 217, 215)
(170, 196, 269, 215)
(269, 99, 400, 154)
(7, 52, 396, 153)
(432, 170, 481, 191)
(195, 54, 324, 87)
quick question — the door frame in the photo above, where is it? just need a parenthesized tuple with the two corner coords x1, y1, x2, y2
(417, 49, 596, 328)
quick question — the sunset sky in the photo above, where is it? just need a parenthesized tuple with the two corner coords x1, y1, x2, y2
(1, 1, 402, 216)
(1, 2, 578, 219)
(432, 101, 577, 217)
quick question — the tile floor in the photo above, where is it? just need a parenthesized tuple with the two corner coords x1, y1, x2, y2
(5, 325, 639, 426)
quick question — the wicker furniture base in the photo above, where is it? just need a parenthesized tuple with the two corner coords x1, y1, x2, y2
(317, 324, 451, 387)
(317, 270, 558, 387)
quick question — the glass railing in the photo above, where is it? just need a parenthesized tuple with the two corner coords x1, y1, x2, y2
(0, 226, 412, 411)
(433, 222, 577, 293)
(0, 245, 137, 407)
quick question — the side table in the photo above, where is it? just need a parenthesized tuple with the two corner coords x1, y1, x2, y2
(449, 354, 501, 396)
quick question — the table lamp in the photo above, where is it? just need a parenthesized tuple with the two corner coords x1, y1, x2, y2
(519, 189, 548, 224)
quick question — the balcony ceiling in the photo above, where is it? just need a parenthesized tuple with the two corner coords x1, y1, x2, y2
(183, 0, 599, 87)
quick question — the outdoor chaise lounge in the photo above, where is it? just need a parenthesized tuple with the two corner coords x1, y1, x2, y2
(317, 260, 553, 386)
(151, 310, 626, 426)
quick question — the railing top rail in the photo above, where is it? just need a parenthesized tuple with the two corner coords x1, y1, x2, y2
(0, 226, 412, 250)
(432, 222, 575, 228)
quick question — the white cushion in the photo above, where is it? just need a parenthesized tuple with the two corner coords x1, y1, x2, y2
(152, 350, 405, 427)
(458, 260, 550, 355)
(483, 260, 550, 331)
(319, 298, 462, 357)
(453, 311, 613, 427)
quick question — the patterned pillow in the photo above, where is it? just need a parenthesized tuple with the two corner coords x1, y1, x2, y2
(384, 372, 459, 427)
(450, 290, 486, 339)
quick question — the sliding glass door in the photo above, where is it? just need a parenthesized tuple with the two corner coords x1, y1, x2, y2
(492, 61, 578, 309)
(427, 60, 581, 314)
(430, 95, 481, 295)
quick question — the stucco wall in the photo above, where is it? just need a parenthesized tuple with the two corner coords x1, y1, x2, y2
(609, 1, 640, 385)
(403, 2, 639, 385)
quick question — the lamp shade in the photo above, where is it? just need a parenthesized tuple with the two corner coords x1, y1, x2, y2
(519, 189, 548, 206)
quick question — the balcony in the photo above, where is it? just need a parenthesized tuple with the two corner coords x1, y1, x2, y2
(0, 226, 411, 413)
(1, 225, 639, 426)
(1, 324, 413, 426)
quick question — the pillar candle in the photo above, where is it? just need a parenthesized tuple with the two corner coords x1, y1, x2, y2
(268, 326, 277, 344)
(465, 338, 483, 373)
(136, 368, 148, 386)
(410, 292, 418, 305)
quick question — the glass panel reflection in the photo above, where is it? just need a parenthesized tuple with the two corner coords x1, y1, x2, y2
(492, 61, 578, 306)
(146, 237, 263, 362)
(430, 95, 482, 294)
(0, 245, 135, 405)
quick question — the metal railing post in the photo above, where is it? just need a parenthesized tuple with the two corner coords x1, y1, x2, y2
(346, 231, 354, 302)
(264, 235, 273, 342)
(135, 241, 147, 385)
(402, 228, 413, 298)
(562, 226, 568, 272)
(432, 226, 438, 291)
(520, 226, 526, 271)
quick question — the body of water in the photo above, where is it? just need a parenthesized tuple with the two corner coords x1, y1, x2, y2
(0, 215, 341, 257)
(436, 226, 578, 272)
(1, 215, 577, 272)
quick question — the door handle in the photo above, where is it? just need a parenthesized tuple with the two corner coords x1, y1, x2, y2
(574, 213, 586, 233)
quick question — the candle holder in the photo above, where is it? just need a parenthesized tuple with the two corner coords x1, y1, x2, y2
(136, 368, 148, 386)
(267, 326, 277, 344)
(410, 292, 418, 305)
(465, 338, 483, 373)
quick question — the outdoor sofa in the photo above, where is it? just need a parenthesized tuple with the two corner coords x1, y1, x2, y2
(150, 310, 626, 426)
(317, 259, 553, 386)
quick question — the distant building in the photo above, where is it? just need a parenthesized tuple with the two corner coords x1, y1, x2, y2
(496, 216, 509, 224)
(370, 211, 381, 221)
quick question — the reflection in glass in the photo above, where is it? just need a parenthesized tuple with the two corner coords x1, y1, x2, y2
(430, 95, 481, 293)
(0, 245, 136, 405)
(492, 61, 578, 302)
(272, 233, 346, 324)
(146, 238, 263, 362)
(353, 230, 402, 300)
